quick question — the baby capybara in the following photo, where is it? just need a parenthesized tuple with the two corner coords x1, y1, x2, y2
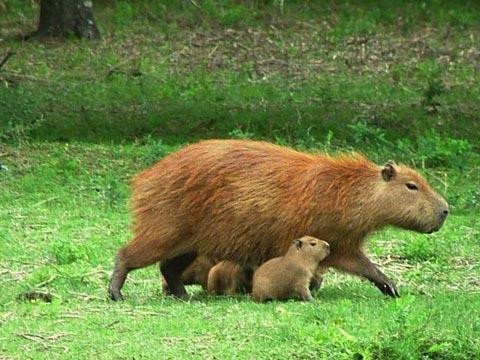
(109, 140, 449, 301)
(207, 261, 253, 295)
(162, 255, 214, 293)
(252, 236, 330, 302)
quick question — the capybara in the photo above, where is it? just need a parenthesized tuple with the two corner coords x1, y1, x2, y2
(207, 261, 253, 295)
(162, 255, 214, 293)
(109, 139, 449, 300)
(252, 236, 330, 302)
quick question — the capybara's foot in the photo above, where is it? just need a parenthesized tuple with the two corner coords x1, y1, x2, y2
(109, 255, 130, 301)
(374, 279, 400, 298)
(297, 285, 314, 301)
(172, 290, 189, 300)
(108, 286, 124, 301)
(299, 290, 314, 302)
(163, 283, 189, 299)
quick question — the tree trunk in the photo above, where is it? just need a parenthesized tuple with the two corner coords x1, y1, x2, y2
(37, 0, 101, 39)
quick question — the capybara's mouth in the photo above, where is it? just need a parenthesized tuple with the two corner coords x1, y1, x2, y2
(421, 225, 439, 234)
(415, 215, 447, 234)
(426, 222, 446, 234)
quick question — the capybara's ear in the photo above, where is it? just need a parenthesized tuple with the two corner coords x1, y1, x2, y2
(381, 160, 397, 182)
(293, 239, 303, 250)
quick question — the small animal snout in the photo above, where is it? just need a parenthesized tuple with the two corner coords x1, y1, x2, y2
(439, 207, 449, 220)
(322, 242, 331, 254)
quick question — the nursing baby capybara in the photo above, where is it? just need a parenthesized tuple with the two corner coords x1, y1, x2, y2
(109, 139, 449, 301)
(252, 236, 330, 302)
(207, 261, 253, 295)
(161, 255, 214, 292)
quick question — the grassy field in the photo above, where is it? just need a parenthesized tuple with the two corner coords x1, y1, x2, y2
(0, 142, 479, 359)
(1, 1, 480, 359)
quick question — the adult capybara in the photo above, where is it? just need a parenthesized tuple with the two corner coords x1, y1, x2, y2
(252, 236, 330, 302)
(207, 261, 253, 295)
(109, 139, 449, 300)
(162, 255, 214, 293)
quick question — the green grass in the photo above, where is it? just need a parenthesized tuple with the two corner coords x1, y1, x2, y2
(0, 142, 479, 359)
(1, 1, 480, 359)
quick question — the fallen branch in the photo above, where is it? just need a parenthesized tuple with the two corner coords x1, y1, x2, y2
(15, 333, 48, 349)
(35, 275, 57, 288)
(14, 331, 72, 349)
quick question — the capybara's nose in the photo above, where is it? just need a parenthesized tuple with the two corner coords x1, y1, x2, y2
(439, 208, 449, 220)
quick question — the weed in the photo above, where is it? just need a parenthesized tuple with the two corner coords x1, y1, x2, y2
(228, 128, 255, 140)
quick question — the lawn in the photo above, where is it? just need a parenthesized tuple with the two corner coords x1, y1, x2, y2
(1, 1, 479, 359)
(0, 142, 478, 359)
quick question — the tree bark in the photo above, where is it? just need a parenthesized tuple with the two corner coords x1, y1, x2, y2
(37, 0, 101, 39)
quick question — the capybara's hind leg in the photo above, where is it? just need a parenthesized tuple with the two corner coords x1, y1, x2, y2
(109, 242, 162, 301)
(160, 252, 197, 299)
(109, 254, 129, 301)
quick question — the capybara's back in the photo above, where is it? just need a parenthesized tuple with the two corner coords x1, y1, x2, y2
(109, 139, 448, 300)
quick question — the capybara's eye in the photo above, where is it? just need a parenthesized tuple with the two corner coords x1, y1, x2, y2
(406, 182, 418, 191)
(310, 242, 316, 246)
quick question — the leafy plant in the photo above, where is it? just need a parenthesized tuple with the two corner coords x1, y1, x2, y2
(347, 122, 389, 148)
(228, 128, 254, 140)
(416, 130, 472, 168)
(140, 136, 172, 166)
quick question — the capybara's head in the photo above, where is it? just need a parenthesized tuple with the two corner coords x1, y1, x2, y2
(378, 161, 449, 233)
(291, 236, 330, 263)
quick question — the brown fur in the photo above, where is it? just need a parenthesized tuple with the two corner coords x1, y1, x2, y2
(109, 139, 449, 300)
(207, 261, 253, 295)
(162, 256, 214, 293)
(252, 236, 330, 302)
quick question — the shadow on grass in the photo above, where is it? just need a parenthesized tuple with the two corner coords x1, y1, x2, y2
(142, 284, 393, 305)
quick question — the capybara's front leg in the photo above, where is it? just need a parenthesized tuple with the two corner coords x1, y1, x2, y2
(160, 252, 197, 299)
(332, 252, 399, 298)
(309, 266, 327, 292)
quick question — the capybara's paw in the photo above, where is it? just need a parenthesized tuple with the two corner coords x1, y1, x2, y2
(108, 288, 124, 301)
(375, 280, 399, 298)
(299, 290, 314, 302)
(303, 293, 314, 302)
(164, 286, 189, 300)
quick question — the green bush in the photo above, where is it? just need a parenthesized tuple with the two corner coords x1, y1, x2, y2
(416, 130, 472, 168)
